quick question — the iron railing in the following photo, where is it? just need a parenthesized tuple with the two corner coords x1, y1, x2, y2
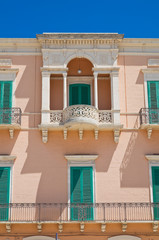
(140, 108, 159, 125)
(0, 202, 158, 222)
(0, 108, 21, 125)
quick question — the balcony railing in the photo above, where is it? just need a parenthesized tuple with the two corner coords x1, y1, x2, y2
(0, 108, 21, 125)
(49, 107, 112, 125)
(140, 108, 159, 125)
(0, 202, 158, 222)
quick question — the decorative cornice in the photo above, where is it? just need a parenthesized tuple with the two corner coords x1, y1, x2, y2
(145, 155, 159, 161)
(41, 67, 68, 74)
(0, 59, 12, 67)
(0, 155, 16, 165)
(65, 155, 98, 161)
(0, 68, 19, 73)
(141, 68, 159, 74)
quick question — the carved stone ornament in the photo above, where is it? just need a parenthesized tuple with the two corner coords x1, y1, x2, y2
(80, 222, 85, 232)
(6, 223, 11, 233)
(114, 129, 120, 143)
(94, 130, 98, 140)
(147, 127, 152, 139)
(101, 223, 106, 232)
(9, 129, 14, 139)
(63, 129, 67, 140)
(58, 223, 63, 233)
(42, 129, 48, 143)
(153, 221, 158, 232)
(79, 129, 83, 140)
(37, 222, 42, 232)
(122, 222, 127, 232)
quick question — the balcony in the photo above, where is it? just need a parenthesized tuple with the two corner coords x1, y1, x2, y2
(139, 108, 159, 138)
(0, 202, 158, 223)
(0, 108, 21, 138)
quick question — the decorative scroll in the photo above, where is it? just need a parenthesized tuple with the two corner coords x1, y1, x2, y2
(98, 110, 112, 123)
(50, 111, 63, 124)
(63, 105, 99, 123)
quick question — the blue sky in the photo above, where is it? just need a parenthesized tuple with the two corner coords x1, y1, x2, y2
(0, 0, 159, 38)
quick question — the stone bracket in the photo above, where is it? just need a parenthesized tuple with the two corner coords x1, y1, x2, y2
(58, 223, 63, 232)
(114, 129, 120, 143)
(6, 223, 11, 233)
(80, 222, 85, 232)
(79, 130, 83, 140)
(63, 129, 67, 140)
(42, 129, 48, 143)
(147, 127, 152, 139)
(101, 223, 106, 232)
(37, 222, 42, 232)
(122, 222, 127, 232)
(94, 130, 98, 140)
(9, 129, 14, 139)
(153, 221, 158, 232)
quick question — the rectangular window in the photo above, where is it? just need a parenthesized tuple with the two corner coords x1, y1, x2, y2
(151, 166, 159, 220)
(0, 167, 10, 221)
(0, 81, 12, 124)
(70, 166, 93, 220)
(69, 84, 91, 106)
(147, 81, 159, 124)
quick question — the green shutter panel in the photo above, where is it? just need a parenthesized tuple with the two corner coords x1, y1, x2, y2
(0, 167, 10, 221)
(152, 167, 159, 220)
(2, 82, 12, 124)
(82, 167, 93, 220)
(148, 82, 157, 108)
(69, 85, 79, 106)
(81, 85, 90, 105)
(0, 82, 3, 108)
(147, 81, 159, 124)
(71, 168, 81, 220)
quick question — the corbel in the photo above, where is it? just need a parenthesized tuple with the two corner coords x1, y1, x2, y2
(6, 223, 11, 233)
(58, 223, 63, 233)
(9, 129, 14, 139)
(80, 222, 85, 232)
(114, 129, 120, 143)
(37, 222, 42, 232)
(94, 130, 98, 140)
(153, 221, 158, 232)
(122, 222, 127, 232)
(63, 129, 67, 140)
(101, 223, 106, 232)
(79, 129, 83, 140)
(147, 127, 152, 139)
(42, 129, 48, 143)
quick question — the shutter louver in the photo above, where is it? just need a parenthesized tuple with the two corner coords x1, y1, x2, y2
(81, 85, 90, 105)
(147, 81, 159, 123)
(70, 167, 93, 221)
(0, 167, 10, 221)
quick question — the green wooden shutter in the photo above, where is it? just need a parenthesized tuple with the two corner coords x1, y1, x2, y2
(147, 81, 159, 124)
(0, 167, 10, 221)
(81, 85, 90, 105)
(70, 167, 93, 221)
(69, 84, 91, 106)
(0, 81, 12, 124)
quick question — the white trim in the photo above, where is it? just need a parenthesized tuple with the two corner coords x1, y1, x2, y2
(67, 155, 97, 220)
(108, 236, 141, 240)
(145, 155, 159, 161)
(142, 70, 159, 108)
(65, 155, 98, 162)
(23, 237, 55, 240)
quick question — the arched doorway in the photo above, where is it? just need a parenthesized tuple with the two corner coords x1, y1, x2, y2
(24, 236, 55, 240)
(108, 236, 141, 240)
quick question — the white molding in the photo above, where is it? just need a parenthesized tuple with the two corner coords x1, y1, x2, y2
(145, 155, 159, 161)
(23, 237, 55, 240)
(67, 155, 97, 220)
(108, 236, 141, 240)
(65, 154, 98, 162)
(0, 155, 16, 165)
(0, 59, 12, 66)
(148, 59, 159, 66)
(142, 69, 159, 108)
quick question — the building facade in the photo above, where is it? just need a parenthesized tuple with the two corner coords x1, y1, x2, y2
(0, 33, 159, 240)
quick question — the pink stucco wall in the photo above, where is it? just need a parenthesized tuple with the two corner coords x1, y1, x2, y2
(0, 54, 158, 206)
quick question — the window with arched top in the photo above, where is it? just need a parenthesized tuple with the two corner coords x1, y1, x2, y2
(108, 236, 141, 240)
